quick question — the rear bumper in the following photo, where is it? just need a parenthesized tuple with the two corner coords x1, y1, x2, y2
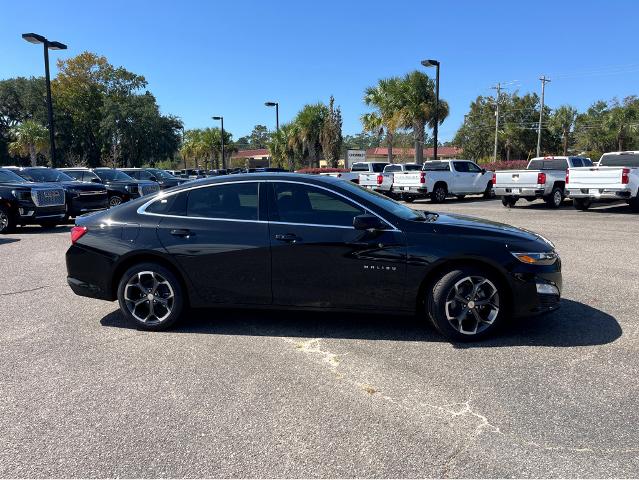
(392, 186, 428, 196)
(66, 244, 117, 301)
(494, 187, 546, 198)
(566, 187, 632, 200)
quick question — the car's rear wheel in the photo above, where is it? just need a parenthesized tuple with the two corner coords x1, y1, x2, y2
(573, 198, 591, 211)
(501, 196, 517, 208)
(117, 263, 184, 330)
(431, 184, 447, 203)
(629, 197, 639, 212)
(109, 195, 123, 207)
(544, 187, 563, 208)
(483, 183, 494, 199)
(426, 268, 505, 342)
(0, 205, 16, 234)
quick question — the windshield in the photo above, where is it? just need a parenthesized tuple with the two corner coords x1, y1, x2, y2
(338, 179, 428, 221)
(95, 169, 135, 182)
(19, 168, 75, 182)
(147, 168, 176, 180)
(0, 169, 28, 183)
(599, 153, 639, 167)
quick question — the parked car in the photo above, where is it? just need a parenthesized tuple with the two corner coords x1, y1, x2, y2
(494, 156, 592, 208)
(120, 168, 185, 190)
(245, 167, 288, 173)
(208, 169, 228, 176)
(180, 169, 207, 180)
(60, 168, 160, 207)
(0, 168, 66, 233)
(323, 162, 388, 183)
(392, 160, 494, 203)
(7, 167, 108, 221)
(66, 173, 561, 342)
(359, 163, 422, 195)
(566, 151, 639, 211)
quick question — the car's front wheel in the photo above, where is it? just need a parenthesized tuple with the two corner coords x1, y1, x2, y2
(0, 205, 16, 234)
(117, 263, 184, 330)
(109, 195, 123, 207)
(426, 268, 505, 342)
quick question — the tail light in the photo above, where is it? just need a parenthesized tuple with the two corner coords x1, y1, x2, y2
(622, 168, 630, 184)
(565, 169, 569, 184)
(377, 174, 384, 185)
(70, 226, 88, 244)
(491, 173, 496, 185)
(420, 172, 426, 184)
(537, 172, 547, 185)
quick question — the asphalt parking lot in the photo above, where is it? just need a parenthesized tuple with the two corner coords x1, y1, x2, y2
(1, 196, 638, 478)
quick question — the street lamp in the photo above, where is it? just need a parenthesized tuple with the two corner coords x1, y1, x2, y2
(22, 33, 67, 168)
(421, 59, 440, 161)
(265, 101, 279, 168)
(212, 116, 225, 170)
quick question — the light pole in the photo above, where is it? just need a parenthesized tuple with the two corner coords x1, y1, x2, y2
(421, 59, 440, 161)
(536, 75, 551, 157)
(212, 116, 225, 170)
(22, 33, 67, 168)
(265, 101, 279, 168)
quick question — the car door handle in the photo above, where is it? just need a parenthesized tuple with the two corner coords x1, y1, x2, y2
(274, 233, 300, 243)
(170, 229, 193, 238)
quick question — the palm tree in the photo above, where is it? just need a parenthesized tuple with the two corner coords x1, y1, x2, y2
(294, 103, 328, 167)
(362, 77, 402, 163)
(268, 123, 299, 170)
(605, 98, 639, 151)
(8, 120, 49, 166)
(551, 105, 578, 155)
(396, 71, 449, 164)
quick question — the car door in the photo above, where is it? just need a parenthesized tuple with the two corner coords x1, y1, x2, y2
(267, 180, 406, 310)
(451, 161, 473, 193)
(155, 181, 271, 305)
(466, 162, 488, 193)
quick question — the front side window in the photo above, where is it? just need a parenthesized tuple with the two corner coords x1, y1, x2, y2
(0, 169, 28, 183)
(467, 163, 482, 173)
(571, 158, 584, 168)
(63, 170, 83, 181)
(272, 183, 365, 227)
(82, 171, 101, 182)
(187, 182, 258, 220)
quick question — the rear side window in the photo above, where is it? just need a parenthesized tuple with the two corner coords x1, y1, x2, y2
(83, 172, 101, 182)
(146, 192, 187, 216)
(453, 162, 470, 172)
(187, 182, 258, 220)
(582, 158, 593, 167)
(423, 162, 450, 171)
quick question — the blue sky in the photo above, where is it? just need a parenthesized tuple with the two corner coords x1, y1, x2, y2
(2, 0, 639, 142)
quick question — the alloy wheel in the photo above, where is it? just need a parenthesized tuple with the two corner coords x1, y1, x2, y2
(0, 211, 8, 232)
(553, 190, 562, 207)
(123, 271, 175, 325)
(444, 276, 500, 335)
(109, 196, 122, 207)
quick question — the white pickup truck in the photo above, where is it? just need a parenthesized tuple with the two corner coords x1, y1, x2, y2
(391, 159, 494, 203)
(566, 151, 639, 211)
(494, 156, 593, 208)
(359, 163, 421, 195)
(326, 162, 388, 183)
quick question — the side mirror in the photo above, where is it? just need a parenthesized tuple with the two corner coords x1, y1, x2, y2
(481, 168, 487, 174)
(353, 214, 386, 231)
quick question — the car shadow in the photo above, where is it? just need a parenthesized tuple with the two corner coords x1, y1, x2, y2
(0, 238, 20, 245)
(511, 200, 632, 213)
(13, 225, 70, 235)
(100, 299, 621, 348)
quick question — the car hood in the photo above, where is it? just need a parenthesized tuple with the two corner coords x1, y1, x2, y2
(59, 181, 107, 191)
(430, 213, 554, 250)
(0, 181, 63, 190)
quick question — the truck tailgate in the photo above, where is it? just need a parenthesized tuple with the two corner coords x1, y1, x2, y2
(494, 170, 540, 187)
(392, 172, 422, 186)
(568, 167, 624, 187)
(358, 173, 378, 186)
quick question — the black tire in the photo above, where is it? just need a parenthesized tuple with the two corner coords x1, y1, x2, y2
(544, 187, 564, 209)
(117, 262, 184, 331)
(629, 197, 639, 213)
(426, 267, 506, 342)
(403, 195, 415, 203)
(483, 183, 494, 199)
(455, 195, 466, 200)
(109, 195, 123, 208)
(501, 196, 517, 208)
(0, 204, 16, 234)
(430, 184, 447, 203)
(573, 198, 591, 211)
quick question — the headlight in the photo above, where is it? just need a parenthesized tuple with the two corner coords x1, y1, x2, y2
(511, 251, 559, 265)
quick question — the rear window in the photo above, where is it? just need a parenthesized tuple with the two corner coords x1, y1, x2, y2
(404, 164, 422, 171)
(351, 163, 370, 172)
(423, 162, 450, 171)
(527, 159, 568, 170)
(599, 153, 639, 167)
(384, 165, 402, 172)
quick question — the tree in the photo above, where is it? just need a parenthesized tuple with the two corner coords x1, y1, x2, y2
(605, 97, 639, 151)
(550, 105, 578, 155)
(362, 77, 402, 163)
(294, 103, 328, 167)
(395, 71, 449, 163)
(268, 123, 297, 169)
(8, 120, 49, 166)
(320, 96, 343, 167)
(180, 127, 236, 170)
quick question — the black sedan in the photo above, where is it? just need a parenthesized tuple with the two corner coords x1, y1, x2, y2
(8, 167, 108, 220)
(66, 173, 562, 341)
(120, 168, 186, 190)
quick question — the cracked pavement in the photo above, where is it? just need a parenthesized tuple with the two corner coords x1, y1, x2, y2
(0, 197, 638, 477)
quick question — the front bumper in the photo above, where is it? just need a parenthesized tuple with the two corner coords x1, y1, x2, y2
(494, 187, 545, 197)
(16, 204, 66, 224)
(510, 268, 562, 317)
(566, 187, 632, 200)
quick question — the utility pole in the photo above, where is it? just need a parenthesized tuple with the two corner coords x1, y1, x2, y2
(491, 83, 501, 162)
(536, 75, 551, 157)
